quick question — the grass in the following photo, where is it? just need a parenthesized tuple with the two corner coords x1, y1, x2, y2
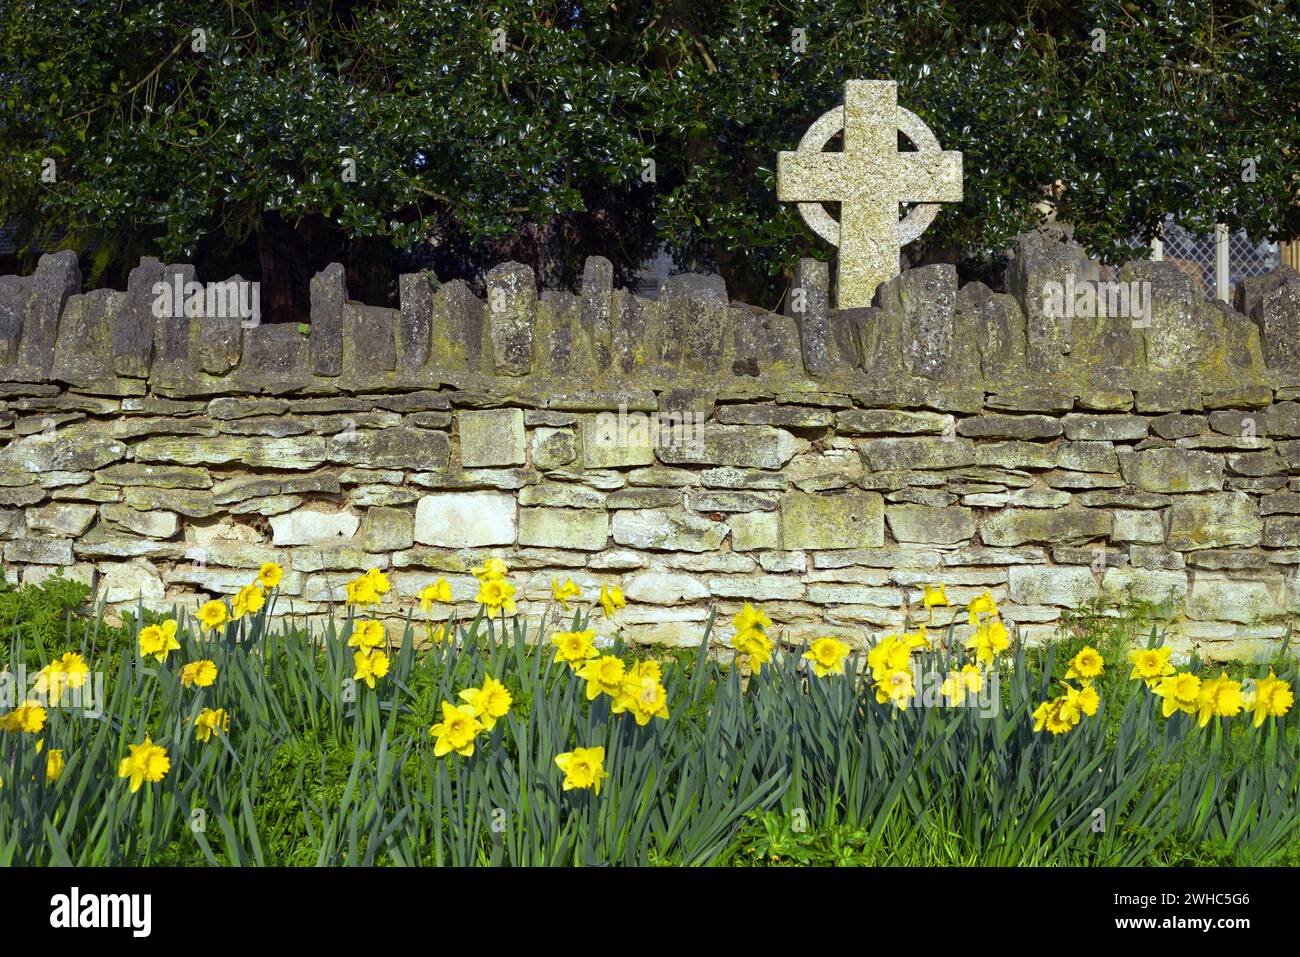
(0, 572, 1297, 866)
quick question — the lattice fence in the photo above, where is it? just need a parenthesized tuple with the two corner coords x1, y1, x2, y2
(1152, 215, 1280, 300)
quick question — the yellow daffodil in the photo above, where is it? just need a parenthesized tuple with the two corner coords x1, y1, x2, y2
(611, 662, 669, 725)
(867, 635, 912, 681)
(1128, 646, 1176, 688)
(139, 619, 181, 664)
(458, 675, 513, 731)
(967, 591, 999, 625)
(45, 748, 65, 782)
(554, 746, 608, 794)
(874, 668, 915, 710)
(922, 584, 949, 617)
(417, 579, 453, 613)
(194, 708, 229, 743)
(348, 619, 387, 653)
(429, 701, 482, 757)
(117, 737, 170, 793)
(1154, 672, 1202, 718)
(346, 568, 391, 607)
(552, 577, 582, 610)
(231, 583, 266, 620)
(1032, 697, 1078, 735)
(34, 652, 89, 705)
(353, 649, 391, 689)
(1061, 681, 1099, 719)
(1065, 646, 1104, 682)
(598, 584, 626, 621)
(257, 562, 284, 589)
(197, 599, 229, 631)
(471, 557, 509, 582)
(552, 628, 599, 665)
(476, 577, 517, 618)
(1, 701, 47, 734)
(576, 655, 626, 700)
(732, 626, 773, 674)
(902, 626, 931, 650)
(965, 618, 1010, 666)
(1248, 671, 1294, 727)
(803, 637, 851, 678)
(732, 602, 772, 634)
(180, 659, 218, 689)
(942, 664, 984, 705)
(1195, 673, 1244, 727)
(427, 621, 453, 647)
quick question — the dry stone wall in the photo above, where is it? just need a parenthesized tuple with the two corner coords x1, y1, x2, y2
(4, 230, 1300, 660)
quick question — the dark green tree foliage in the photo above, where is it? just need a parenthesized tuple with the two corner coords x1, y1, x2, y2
(1, 1, 1297, 318)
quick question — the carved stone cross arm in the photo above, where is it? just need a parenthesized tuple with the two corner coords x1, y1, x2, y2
(777, 80, 963, 309)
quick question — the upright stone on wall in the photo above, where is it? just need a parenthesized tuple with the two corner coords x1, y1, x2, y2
(486, 262, 536, 377)
(17, 251, 81, 377)
(309, 263, 347, 376)
(114, 257, 164, 378)
(398, 271, 434, 370)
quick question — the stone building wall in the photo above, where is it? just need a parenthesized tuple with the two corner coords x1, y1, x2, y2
(3, 231, 1300, 660)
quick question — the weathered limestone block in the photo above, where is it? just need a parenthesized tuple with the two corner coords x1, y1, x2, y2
(25, 503, 96, 537)
(342, 303, 398, 375)
(956, 281, 1025, 382)
(729, 512, 780, 551)
(656, 273, 727, 372)
(874, 264, 976, 382)
(5, 536, 74, 565)
(135, 435, 327, 469)
(861, 437, 975, 471)
(361, 506, 414, 552)
(837, 409, 952, 435)
(885, 504, 974, 544)
(1166, 492, 1262, 550)
(519, 483, 606, 508)
(414, 492, 516, 547)
(101, 503, 180, 539)
(1126, 447, 1223, 493)
(1255, 278, 1300, 378)
(1234, 265, 1299, 321)
(579, 256, 616, 370)
(980, 506, 1111, 546)
(485, 262, 537, 376)
(716, 403, 833, 428)
(531, 427, 577, 470)
(1056, 440, 1118, 473)
(1008, 565, 1100, 606)
(49, 289, 124, 387)
(779, 490, 884, 549)
(398, 271, 435, 370)
(0, 274, 32, 367)
(269, 506, 359, 546)
(957, 414, 1061, 440)
(1263, 515, 1300, 547)
(1186, 575, 1281, 623)
(1062, 414, 1147, 441)
(518, 507, 608, 551)
(787, 258, 845, 376)
(975, 441, 1057, 470)
(611, 508, 728, 552)
(0, 424, 127, 473)
(622, 571, 710, 604)
(98, 559, 166, 604)
(237, 324, 310, 390)
(580, 412, 655, 468)
(11, 251, 81, 378)
(123, 487, 216, 518)
(718, 303, 799, 385)
(1006, 228, 1086, 374)
(459, 409, 526, 467)
(1112, 509, 1165, 544)
(309, 263, 347, 376)
(329, 427, 450, 471)
(657, 424, 801, 469)
(1101, 567, 1188, 606)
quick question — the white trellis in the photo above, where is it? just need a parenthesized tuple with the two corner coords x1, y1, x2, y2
(1148, 215, 1281, 302)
